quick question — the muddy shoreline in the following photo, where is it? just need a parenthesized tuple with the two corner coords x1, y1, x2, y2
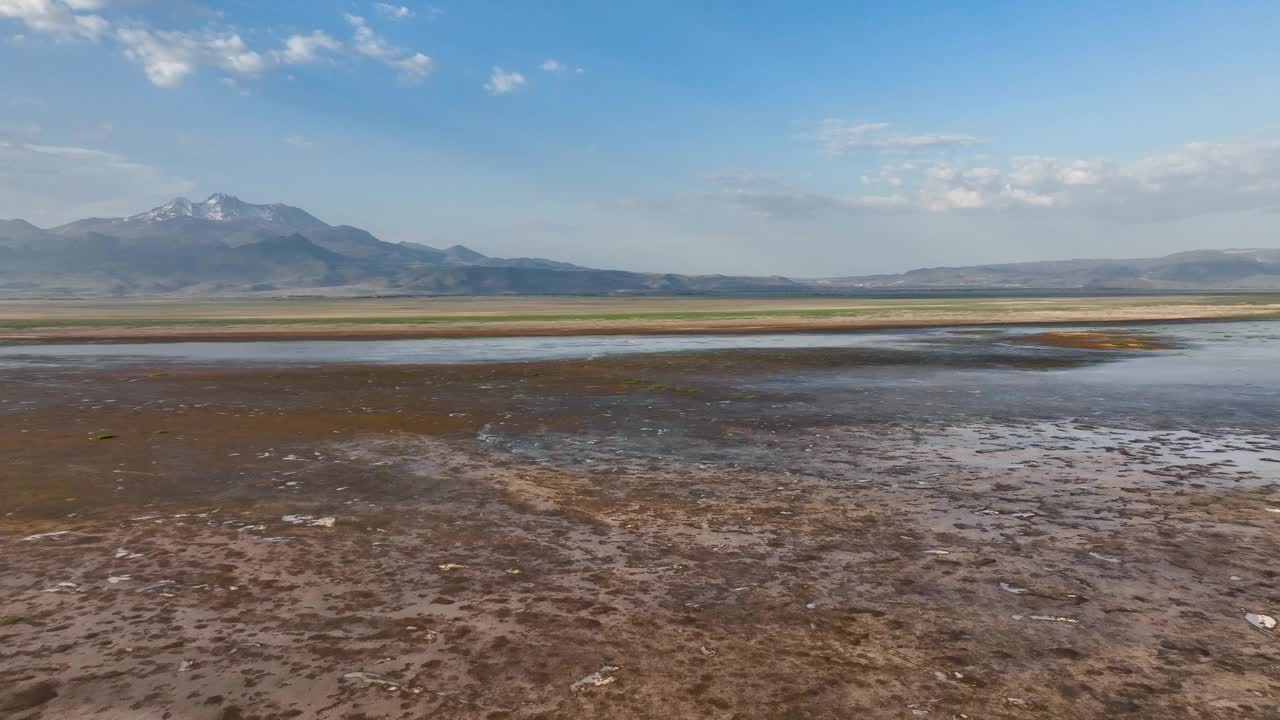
(4, 308, 1280, 344)
(2, 336, 1278, 719)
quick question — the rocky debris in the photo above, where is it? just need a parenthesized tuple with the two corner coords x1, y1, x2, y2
(1012, 614, 1080, 624)
(280, 515, 335, 527)
(571, 665, 621, 691)
(20, 531, 70, 541)
(1245, 612, 1277, 631)
(341, 671, 423, 695)
(40, 582, 80, 593)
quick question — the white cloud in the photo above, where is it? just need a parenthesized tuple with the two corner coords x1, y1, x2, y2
(484, 66, 525, 95)
(116, 27, 199, 87)
(0, 0, 108, 38)
(275, 30, 340, 64)
(684, 134, 1280, 226)
(115, 27, 294, 87)
(388, 51, 431, 77)
(0, 140, 193, 222)
(5, 4, 425, 87)
(374, 3, 413, 20)
(813, 120, 977, 155)
(345, 13, 433, 80)
(206, 33, 266, 74)
(735, 137, 1280, 221)
(283, 134, 312, 148)
(906, 142, 1280, 217)
(541, 59, 586, 75)
(118, 20, 427, 88)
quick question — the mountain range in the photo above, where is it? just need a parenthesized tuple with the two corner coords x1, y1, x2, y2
(0, 194, 796, 297)
(810, 249, 1280, 291)
(2, 194, 1279, 296)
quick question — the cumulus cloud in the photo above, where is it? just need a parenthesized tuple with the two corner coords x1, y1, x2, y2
(0, 0, 108, 38)
(720, 139, 1280, 223)
(345, 13, 432, 79)
(0, 139, 192, 222)
(283, 134, 313, 148)
(115, 27, 274, 87)
(813, 119, 978, 155)
(206, 33, 267, 74)
(484, 66, 525, 95)
(115, 27, 199, 87)
(2, 3, 429, 87)
(373, 3, 413, 20)
(275, 30, 341, 64)
(910, 141, 1280, 219)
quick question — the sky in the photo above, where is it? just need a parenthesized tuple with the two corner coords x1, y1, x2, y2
(2, 0, 1280, 276)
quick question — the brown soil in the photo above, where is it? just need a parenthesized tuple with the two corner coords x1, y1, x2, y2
(1010, 331, 1177, 351)
(2, 355, 1279, 719)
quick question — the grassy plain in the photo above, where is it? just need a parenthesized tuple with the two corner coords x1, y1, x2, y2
(0, 293, 1278, 341)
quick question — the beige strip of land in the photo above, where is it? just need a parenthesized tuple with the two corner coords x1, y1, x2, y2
(2, 295, 1278, 342)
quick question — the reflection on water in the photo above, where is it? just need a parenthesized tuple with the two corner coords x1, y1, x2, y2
(2, 321, 1277, 432)
(0, 330, 922, 368)
(2, 321, 1277, 372)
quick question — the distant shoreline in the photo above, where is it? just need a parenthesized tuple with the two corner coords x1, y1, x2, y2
(3, 307, 1277, 344)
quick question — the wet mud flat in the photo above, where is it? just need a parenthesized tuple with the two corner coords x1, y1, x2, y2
(2, 331, 1280, 719)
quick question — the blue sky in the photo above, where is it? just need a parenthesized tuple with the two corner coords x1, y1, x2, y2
(2, 1, 1280, 275)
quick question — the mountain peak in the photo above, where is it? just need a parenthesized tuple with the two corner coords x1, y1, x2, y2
(444, 244, 488, 262)
(128, 193, 324, 228)
(129, 197, 195, 223)
(200, 193, 251, 220)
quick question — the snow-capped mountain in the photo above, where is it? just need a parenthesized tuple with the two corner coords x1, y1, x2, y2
(0, 193, 800, 296)
(129, 193, 328, 230)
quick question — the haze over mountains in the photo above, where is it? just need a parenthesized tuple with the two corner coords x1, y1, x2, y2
(0, 194, 795, 297)
(1, 194, 1278, 296)
(813, 249, 1280, 291)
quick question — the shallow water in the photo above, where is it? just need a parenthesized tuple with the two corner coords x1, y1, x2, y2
(3, 320, 1277, 431)
(1, 320, 1277, 372)
(704, 321, 1280, 430)
(0, 330, 925, 368)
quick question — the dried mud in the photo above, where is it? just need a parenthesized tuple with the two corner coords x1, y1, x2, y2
(2, 345, 1279, 719)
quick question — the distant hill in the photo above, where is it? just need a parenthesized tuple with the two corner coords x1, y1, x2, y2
(5, 196, 1277, 297)
(0, 194, 799, 297)
(809, 249, 1280, 291)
